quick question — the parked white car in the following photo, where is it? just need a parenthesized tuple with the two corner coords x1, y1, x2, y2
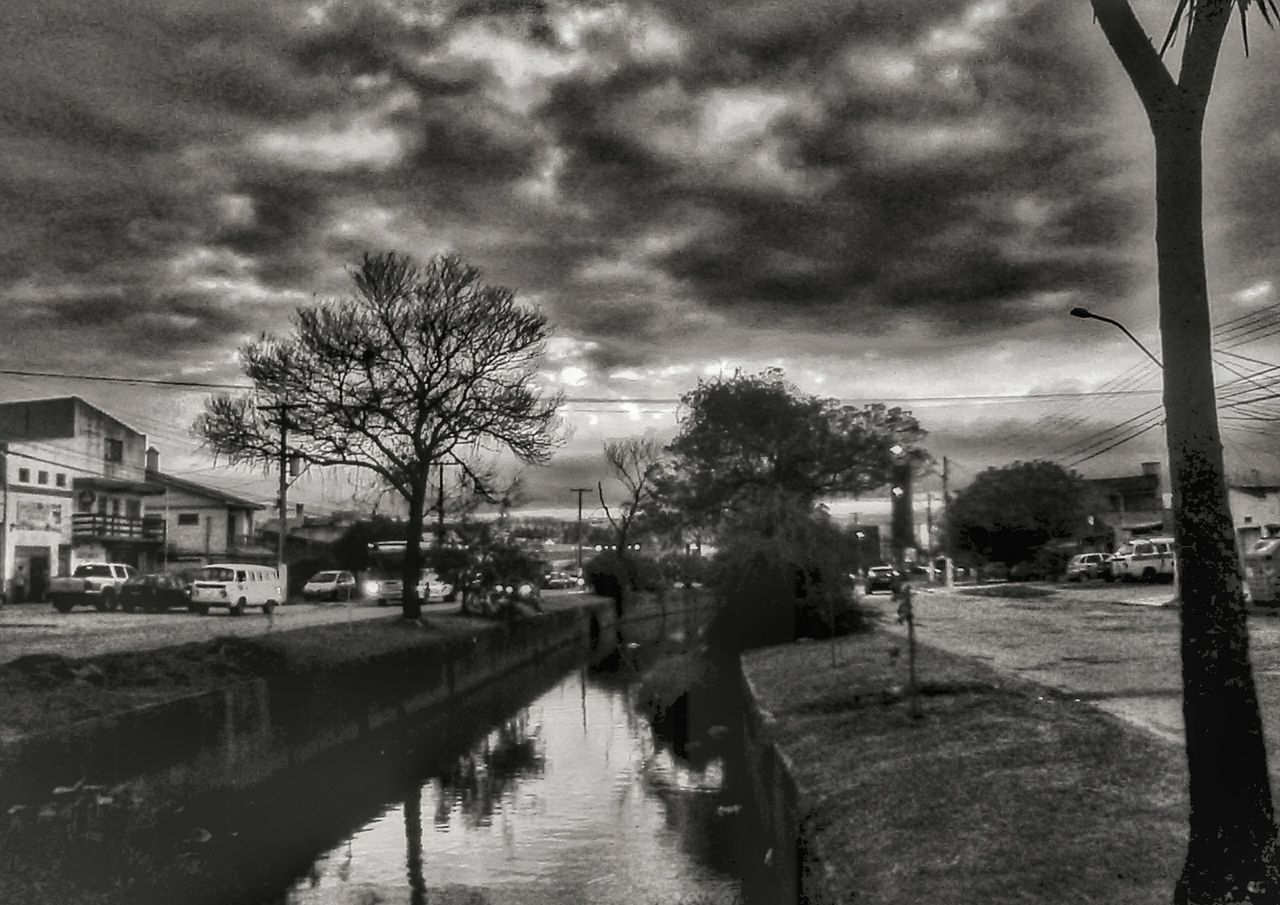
(1110, 537, 1177, 582)
(415, 570, 454, 603)
(302, 570, 357, 601)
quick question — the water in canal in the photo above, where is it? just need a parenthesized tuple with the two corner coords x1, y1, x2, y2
(280, 664, 769, 905)
(8, 641, 783, 905)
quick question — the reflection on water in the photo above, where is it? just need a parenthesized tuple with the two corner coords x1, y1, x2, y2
(285, 668, 755, 905)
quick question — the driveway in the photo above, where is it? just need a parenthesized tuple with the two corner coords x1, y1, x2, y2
(865, 581, 1280, 750)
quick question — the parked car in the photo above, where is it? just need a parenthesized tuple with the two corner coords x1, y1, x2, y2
(415, 570, 454, 603)
(1065, 553, 1110, 582)
(189, 563, 282, 616)
(302, 570, 357, 601)
(48, 563, 138, 613)
(1110, 537, 1177, 582)
(865, 565, 901, 594)
(543, 571, 584, 590)
(120, 573, 194, 613)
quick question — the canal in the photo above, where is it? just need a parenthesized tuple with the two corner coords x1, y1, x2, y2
(8, 632, 784, 905)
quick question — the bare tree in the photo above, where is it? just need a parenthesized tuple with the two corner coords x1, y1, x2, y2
(196, 252, 563, 620)
(1089, 2, 1280, 900)
(597, 433, 665, 585)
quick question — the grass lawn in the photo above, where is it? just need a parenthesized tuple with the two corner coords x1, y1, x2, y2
(743, 629, 1188, 904)
(0, 612, 500, 739)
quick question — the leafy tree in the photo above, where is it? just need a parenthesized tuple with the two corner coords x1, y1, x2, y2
(196, 252, 563, 620)
(949, 461, 1090, 568)
(659, 368, 928, 530)
(1090, 3, 1280, 898)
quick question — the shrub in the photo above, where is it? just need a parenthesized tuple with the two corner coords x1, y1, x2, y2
(704, 492, 868, 652)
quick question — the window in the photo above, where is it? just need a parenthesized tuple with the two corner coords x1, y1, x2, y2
(104, 438, 124, 464)
(37, 471, 48, 485)
(177, 513, 200, 526)
(17, 468, 29, 483)
(55, 473, 66, 487)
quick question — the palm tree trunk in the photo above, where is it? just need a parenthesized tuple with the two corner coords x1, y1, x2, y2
(1156, 116, 1279, 904)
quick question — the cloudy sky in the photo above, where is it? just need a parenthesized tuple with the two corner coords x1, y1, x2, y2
(5, 0, 1280, 523)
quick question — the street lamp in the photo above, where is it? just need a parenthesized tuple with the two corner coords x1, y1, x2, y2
(1068, 306, 1178, 600)
(1069, 307, 1163, 369)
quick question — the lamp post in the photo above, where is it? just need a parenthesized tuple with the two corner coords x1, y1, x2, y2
(1068, 307, 1178, 600)
(1069, 307, 1163, 369)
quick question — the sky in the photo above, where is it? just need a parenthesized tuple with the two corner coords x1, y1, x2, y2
(5, 0, 1280, 526)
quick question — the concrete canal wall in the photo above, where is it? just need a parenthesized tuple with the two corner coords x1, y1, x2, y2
(0, 589, 715, 810)
(0, 597, 622, 808)
(739, 662, 838, 905)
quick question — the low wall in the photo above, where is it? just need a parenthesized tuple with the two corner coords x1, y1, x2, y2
(738, 663, 837, 905)
(0, 596, 620, 809)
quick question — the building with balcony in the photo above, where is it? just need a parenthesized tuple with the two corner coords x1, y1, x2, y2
(0, 396, 167, 600)
(144, 448, 271, 565)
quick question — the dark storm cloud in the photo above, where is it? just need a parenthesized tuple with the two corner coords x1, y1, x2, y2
(3, 0, 1256, 408)
(526, 0, 1146, 337)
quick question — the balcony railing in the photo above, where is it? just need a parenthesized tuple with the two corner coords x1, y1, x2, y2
(72, 513, 166, 543)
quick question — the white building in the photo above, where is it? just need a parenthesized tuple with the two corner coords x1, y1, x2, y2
(0, 396, 166, 600)
(144, 448, 270, 564)
(1229, 484, 1280, 552)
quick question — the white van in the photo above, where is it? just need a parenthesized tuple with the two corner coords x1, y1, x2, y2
(1111, 537, 1178, 582)
(189, 563, 282, 616)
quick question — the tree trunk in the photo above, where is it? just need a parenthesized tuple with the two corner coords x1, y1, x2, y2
(402, 483, 426, 621)
(1156, 116, 1279, 904)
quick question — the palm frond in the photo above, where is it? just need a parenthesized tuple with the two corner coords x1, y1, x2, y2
(1159, 0, 1280, 57)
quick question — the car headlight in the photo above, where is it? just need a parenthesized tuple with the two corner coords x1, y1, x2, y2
(517, 583, 534, 599)
(363, 580, 380, 596)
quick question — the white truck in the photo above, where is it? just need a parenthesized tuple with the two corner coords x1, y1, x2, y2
(1110, 537, 1178, 583)
(48, 563, 138, 613)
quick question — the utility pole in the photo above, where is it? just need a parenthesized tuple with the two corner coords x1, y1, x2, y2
(259, 402, 291, 599)
(926, 492, 935, 584)
(942, 456, 953, 587)
(570, 487, 591, 572)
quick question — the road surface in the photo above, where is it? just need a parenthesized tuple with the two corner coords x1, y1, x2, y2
(866, 580, 1280, 751)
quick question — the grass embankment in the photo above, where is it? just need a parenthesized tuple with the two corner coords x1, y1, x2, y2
(744, 629, 1188, 905)
(0, 613, 497, 739)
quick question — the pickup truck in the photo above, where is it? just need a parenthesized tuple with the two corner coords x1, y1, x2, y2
(48, 563, 139, 613)
(1110, 537, 1178, 583)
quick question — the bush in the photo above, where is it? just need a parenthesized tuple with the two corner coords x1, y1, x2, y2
(704, 492, 869, 652)
(583, 550, 665, 615)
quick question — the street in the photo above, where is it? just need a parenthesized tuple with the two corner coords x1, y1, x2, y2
(866, 581, 1280, 751)
(0, 589, 593, 665)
